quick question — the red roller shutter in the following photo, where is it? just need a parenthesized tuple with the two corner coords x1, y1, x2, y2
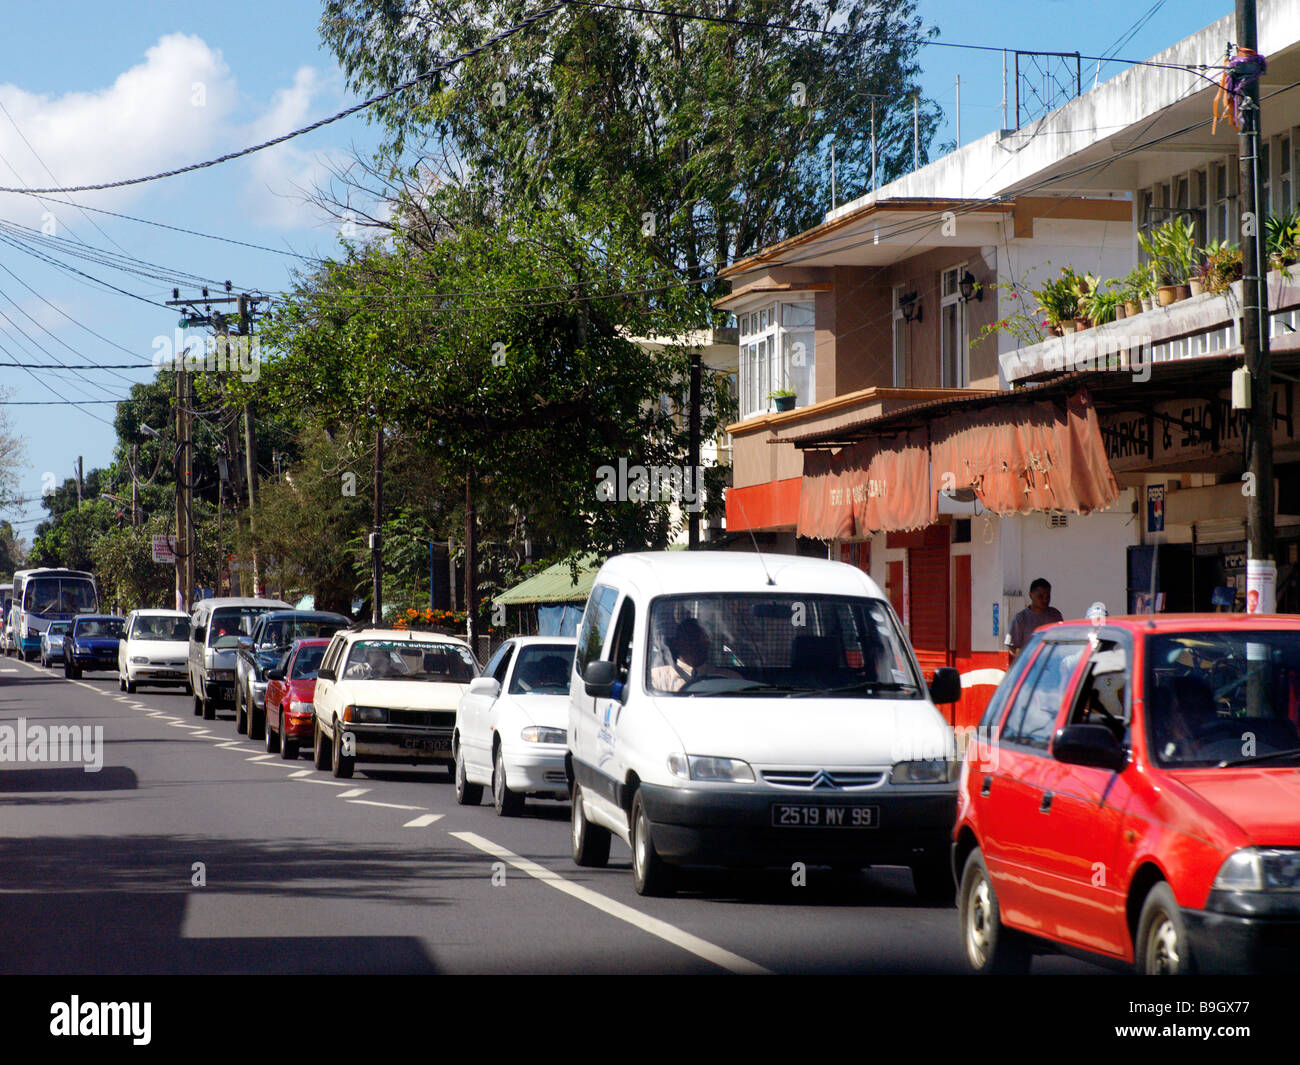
(909, 544, 950, 677)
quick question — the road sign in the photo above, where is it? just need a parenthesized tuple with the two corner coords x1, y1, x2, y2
(152, 534, 176, 564)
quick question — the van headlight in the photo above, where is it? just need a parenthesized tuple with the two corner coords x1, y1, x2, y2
(891, 759, 957, 784)
(344, 705, 388, 724)
(1213, 848, 1300, 892)
(667, 754, 755, 783)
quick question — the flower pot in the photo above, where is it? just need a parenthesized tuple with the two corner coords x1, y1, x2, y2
(1115, 304, 1127, 320)
(1189, 278, 1206, 296)
(1060, 319, 1078, 334)
(1157, 285, 1179, 307)
(1125, 300, 1141, 317)
(1174, 284, 1191, 301)
(1140, 297, 1153, 312)
(772, 394, 795, 412)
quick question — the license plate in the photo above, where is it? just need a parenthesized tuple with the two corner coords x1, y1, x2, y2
(402, 737, 451, 753)
(771, 804, 879, 828)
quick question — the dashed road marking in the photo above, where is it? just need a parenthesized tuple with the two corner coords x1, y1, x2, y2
(347, 799, 426, 811)
(403, 814, 443, 828)
(449, 832, 771, 976)
(336, 788, 369, 798)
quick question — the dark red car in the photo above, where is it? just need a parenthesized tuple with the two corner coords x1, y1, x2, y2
(954, 614, 1300, 975)
(264, 638, 331, 760)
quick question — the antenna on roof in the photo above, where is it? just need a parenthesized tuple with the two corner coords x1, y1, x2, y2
(730, 494, 776, 586)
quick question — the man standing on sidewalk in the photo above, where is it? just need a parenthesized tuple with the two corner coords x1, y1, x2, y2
(1007, 578, 1064, 661)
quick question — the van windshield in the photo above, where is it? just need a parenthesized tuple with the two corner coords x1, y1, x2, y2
(645, 593, 922, 697)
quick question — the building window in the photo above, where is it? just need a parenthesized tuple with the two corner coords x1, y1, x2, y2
(737, 300, 816, 418)
(940, 266, 966, 389)
(1261, 141, 1272, 219)
(1192, 168, 1208, 246)
(1212, 160, 1235, 243)
(892, 284, 907, 387)
(1280, 134, 1292, 214)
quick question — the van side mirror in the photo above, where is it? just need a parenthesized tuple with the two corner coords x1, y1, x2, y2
(317, 667, 336, 683)
(266, 668, 285, 681)
(928, 667, 962, 705)
(193, 626, 205, 643)
(1053, 724, 1127, 773)
(583, 660, 616, 698)
(237, 636, 254, 654)
(468, 677, 501, 698)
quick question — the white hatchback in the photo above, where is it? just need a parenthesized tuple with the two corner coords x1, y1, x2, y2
(454, 636, 576, 815)
(567, 551, 963, 898)
(119, 609, 192, 693)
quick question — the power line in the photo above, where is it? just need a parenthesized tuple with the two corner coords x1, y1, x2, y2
(0, 2, 568, 196)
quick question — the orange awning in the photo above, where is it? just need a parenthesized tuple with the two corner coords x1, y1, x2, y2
(798, 429, 934, 538)
(795, 390, 1118, 538)
(929, 390, 1119, 515)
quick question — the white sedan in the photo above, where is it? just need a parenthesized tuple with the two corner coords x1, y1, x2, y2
(118, 609, 192, 694)
(454, 636, 575, 816)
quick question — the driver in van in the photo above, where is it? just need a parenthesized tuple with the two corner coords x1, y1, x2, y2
(650, 617, 739, 692)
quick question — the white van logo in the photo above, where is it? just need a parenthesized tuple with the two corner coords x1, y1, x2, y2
(810, 770, 840, 790)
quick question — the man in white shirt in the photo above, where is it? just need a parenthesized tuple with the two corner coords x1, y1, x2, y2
(1007, 578, 1064, 661)
(649, 617, 739, 692)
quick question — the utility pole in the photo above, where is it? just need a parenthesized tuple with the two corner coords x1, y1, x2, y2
(464, 473, 477, 648)
(240, 295, 261, 596)
(76, 457, 83, 509)
(1237, 0, 1275, 620)
(130, 443, 139, 527)
(913, 94, 919, 170)
(371, 421, 384, 626)
(687, 351, 701, 550)
(955, 75, 961, 147)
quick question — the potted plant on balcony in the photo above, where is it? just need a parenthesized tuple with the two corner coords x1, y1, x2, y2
(1034, 268, 1081, 335)
(1203, 240, 1243, 294)
(768, 388, 796, 412)
(1085, 283, 1123, 326)
(1266, 210, 1300, 273)
(1120, 266, 1147, 317)
(1139, 218, 1197, 305)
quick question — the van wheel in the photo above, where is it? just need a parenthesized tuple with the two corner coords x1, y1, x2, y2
(193, 691, 203, 716)
(959, 849, 1030, 974)
(331, 720, 354, 779)
(248, 700, 265, 741)
(201, 687, 215, 720)
(570, 781, 610, 867)
(235, 685, 248, 734)
(910, 850, 955, 906)
(631, 791, 674, 897)
(313, 719, 331, 770)
(454, 741, 483, 806)
(1136, 883, 1195, 975)
(125, 677, 136, 694)
(492, 744, 524, 817)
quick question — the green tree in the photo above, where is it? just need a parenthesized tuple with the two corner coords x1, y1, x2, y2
(320, 0, 943, 273)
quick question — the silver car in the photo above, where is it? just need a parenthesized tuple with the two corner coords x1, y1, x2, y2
(40, 621, 70, 667)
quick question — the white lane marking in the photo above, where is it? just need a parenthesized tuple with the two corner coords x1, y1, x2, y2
(449, 832, 771, 976)
(246, 754, 277, 763)
(167, 722, 208, 730)
(213, 741, 259, 752)
(336, 788, 369, 798)
(0, 668, 19, 674)
(346, 799, 426, 811)
(403, 814, 443, 828)
(288, 769, 313, 777)
(290, 775, 354, 787)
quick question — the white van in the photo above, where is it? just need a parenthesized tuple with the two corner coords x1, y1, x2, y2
(567, 551, 962, 898)
(189, 596, 290, 719)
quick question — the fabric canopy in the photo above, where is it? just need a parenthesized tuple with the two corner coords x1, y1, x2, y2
(929, 390, 1119, 516)
(798, 429, 934, 538)
(796, 390, 1118, 538)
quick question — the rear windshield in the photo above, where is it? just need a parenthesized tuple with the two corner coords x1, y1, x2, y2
(645, 593, 921, 698)
(76, 618, 125, 638)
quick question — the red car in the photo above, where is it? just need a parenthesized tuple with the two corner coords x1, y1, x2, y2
(264, 638, 331, 760)
(954, 614, 1300, 975)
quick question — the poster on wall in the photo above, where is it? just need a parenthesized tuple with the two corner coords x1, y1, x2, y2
(1146, 484, 1165, 534)
(1246, 558, 1276, 614)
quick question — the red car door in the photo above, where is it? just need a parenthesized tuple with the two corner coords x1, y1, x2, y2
(979, 637, 1090, 933)
(1034, 637, 1135, 956)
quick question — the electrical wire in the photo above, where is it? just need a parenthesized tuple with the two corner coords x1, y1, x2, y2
(0, 2, 569, 196)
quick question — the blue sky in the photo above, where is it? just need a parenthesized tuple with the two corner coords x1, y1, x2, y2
(0, 0, 1238, 544)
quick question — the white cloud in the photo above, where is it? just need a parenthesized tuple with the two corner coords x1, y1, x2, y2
(240, 65, 350, 231)
(0, 33, 237, 224)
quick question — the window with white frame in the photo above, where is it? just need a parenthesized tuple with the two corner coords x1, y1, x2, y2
(892, 284, 907, 388)
(940, 266, 966, 389)
(736, 301, 816, 418)
(1192, 168, 1208, 246)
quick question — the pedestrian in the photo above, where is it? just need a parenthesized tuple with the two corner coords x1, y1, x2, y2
(1007, 578, 1064, 660)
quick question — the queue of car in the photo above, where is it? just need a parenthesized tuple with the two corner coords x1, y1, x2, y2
(22, 554, 1300, 975)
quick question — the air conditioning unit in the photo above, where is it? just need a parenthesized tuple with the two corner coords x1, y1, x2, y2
(1048, 514, 1069, 529)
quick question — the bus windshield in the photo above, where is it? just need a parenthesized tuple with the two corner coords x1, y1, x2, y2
(24, 577, 97, 615)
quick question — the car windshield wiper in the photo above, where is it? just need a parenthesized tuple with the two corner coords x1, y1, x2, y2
(1217, 747, 1300, 768)
(687, 681, 807, 696)
(790, 680, 921, 698)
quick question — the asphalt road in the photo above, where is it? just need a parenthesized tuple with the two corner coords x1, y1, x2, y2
(0, 657, 1106, 975)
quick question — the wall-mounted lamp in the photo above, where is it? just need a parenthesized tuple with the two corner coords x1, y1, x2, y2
(900, 291, 922, 323)
(959, 270, 983, 303)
